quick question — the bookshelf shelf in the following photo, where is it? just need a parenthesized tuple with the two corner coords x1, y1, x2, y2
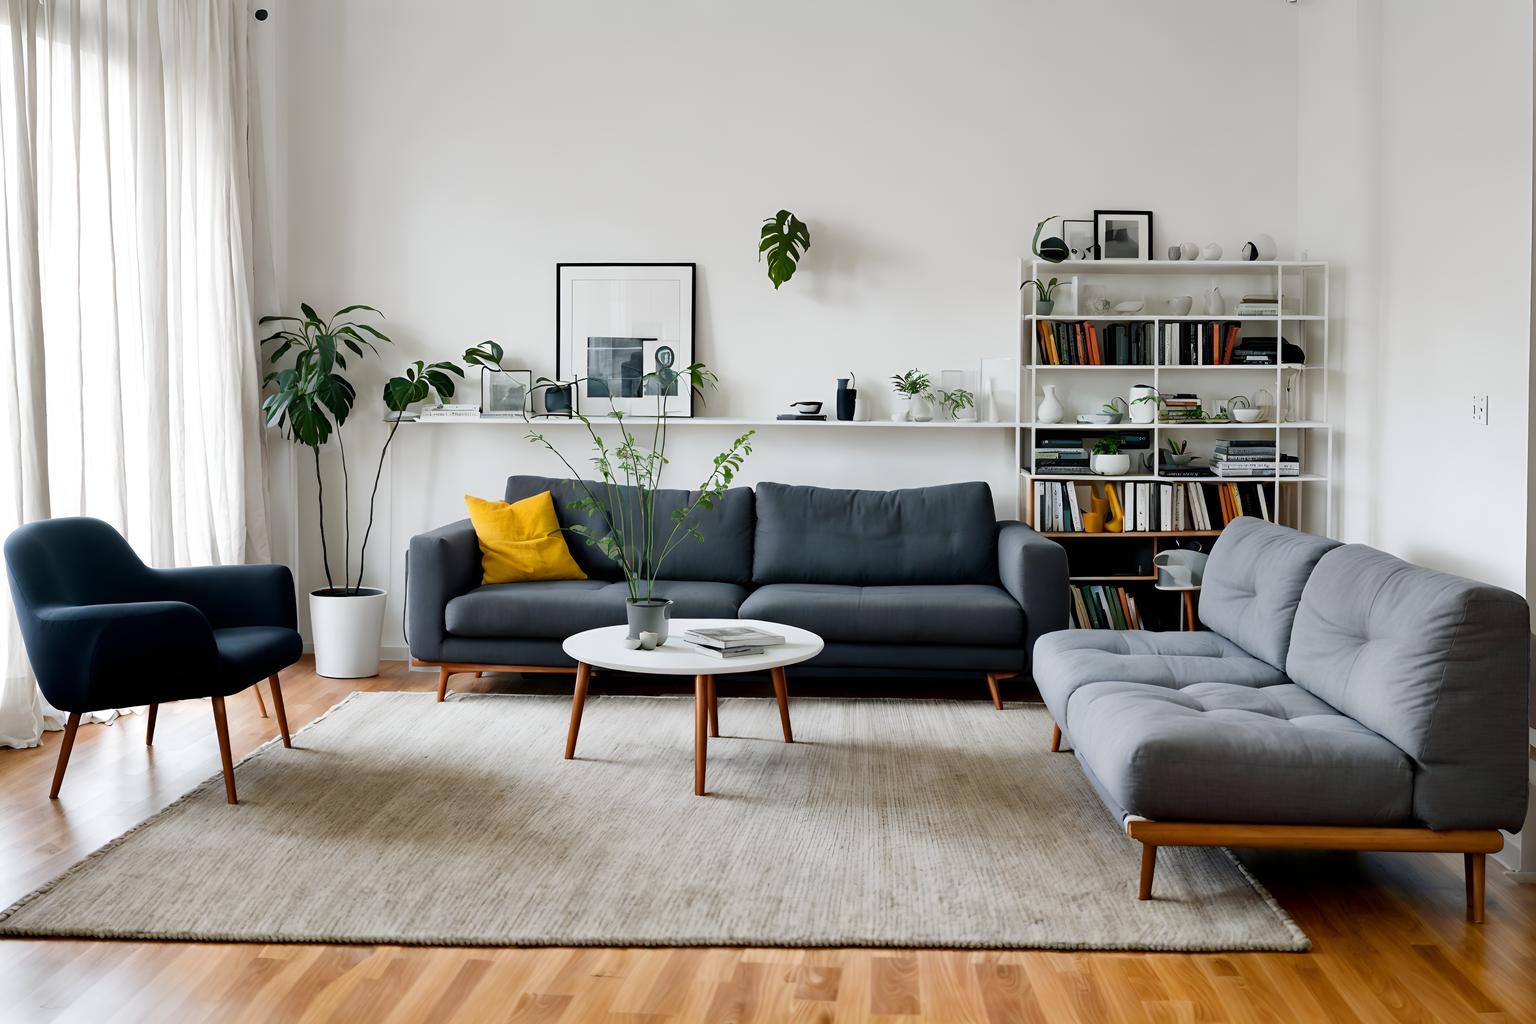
(1017, 256, 1333, 629)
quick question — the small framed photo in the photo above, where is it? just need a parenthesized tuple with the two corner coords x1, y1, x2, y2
(481, 368, 532, 418)
(557, 263, 696, 416)
(1093, 210, 1154, 261)
(1061, 219, 1095, 260)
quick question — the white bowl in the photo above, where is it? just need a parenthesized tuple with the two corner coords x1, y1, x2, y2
(1167, 296, 1193, 316)
(1232, 408, 1264, 423)
(1114, 300, 1145, 314)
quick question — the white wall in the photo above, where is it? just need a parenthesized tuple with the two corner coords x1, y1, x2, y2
(266, 0, 1305, 645)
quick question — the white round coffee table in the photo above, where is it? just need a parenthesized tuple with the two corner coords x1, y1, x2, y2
(561, 618, 824, 795)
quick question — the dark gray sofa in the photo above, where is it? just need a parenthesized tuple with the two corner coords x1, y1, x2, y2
(408, 476, 1069, 702)
(1033, 517, 1530, 921)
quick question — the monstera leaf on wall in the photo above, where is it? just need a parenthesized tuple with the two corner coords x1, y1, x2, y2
(760, 209, 811, 289)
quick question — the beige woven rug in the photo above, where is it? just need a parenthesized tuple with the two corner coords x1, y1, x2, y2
(0, 692, 1306, 950)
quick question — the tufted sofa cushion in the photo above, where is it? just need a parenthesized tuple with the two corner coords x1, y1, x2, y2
(1287, 545, 1530, 830)
(1197, 518, 1340, 670)
(1068, 681, 1414, 826)
(1032, 629, 1290, 735)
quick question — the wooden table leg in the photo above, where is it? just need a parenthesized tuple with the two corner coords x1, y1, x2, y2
(694, 674, 709, 796)
(564, 662, 592, 760)
(771, 666, 794, 743)
(706, 676, 719, 737)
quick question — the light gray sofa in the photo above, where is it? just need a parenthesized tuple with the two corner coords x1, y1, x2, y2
(408, 476, 1069, 704)
(1033, 517, 1529, 922)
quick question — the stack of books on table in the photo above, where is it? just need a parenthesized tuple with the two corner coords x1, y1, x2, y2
(683, 625, 786, 658)
(1212, 439, 1300, 477)
(1032, 435, 1090, 475)
(417, 403, 481, 421)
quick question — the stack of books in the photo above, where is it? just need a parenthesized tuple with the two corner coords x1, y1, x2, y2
(1072, 585, 1143, 630)
(418, 403, 481, 421)
(1158, 393, 1203, 423)
(1213, 439, 1300, 477)
(683, 625, 786, 659)
(1234, 294, 1298, 317)
(1033, 435, 1090, 475)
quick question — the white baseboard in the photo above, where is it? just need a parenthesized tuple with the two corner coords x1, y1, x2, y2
(300, 642, 417, 666)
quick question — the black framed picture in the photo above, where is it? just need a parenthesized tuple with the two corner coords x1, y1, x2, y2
(556, 263, 696, 417)
(1093, 210, 1154, 261)
(1062, 219, 1095, 260)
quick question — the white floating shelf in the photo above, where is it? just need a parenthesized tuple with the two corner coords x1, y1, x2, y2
(400, 415, 1021, 429)
(1027, 259, 1328, 274)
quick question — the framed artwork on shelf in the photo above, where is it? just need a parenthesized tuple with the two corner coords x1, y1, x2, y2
(1093, 210, 1154, 261)
(557, 263, 696, 417)
(480, 368, 533, 418)
(1061, 219, 1095, 260)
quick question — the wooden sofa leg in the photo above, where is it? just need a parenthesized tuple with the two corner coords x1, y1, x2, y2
(1138, 844, 1157, 900)
(1465, 852, 1486, 923)
(1050, 722, 1062, 752)
(985, 673, 1004, 710)
(145, 704, 159, 745)
(211, 697, 237, 805)
(49, 712, 82, 799)
(436, 666, 452, 702)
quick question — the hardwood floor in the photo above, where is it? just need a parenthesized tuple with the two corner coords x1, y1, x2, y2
(1, 659, 1533, 1023)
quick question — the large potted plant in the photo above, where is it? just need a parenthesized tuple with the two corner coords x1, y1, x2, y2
(260, 303, 464, 677)
(525, 364, 753, 642)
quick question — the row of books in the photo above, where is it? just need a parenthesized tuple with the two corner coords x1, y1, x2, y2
(1031, 479, 1276, 533)
(1035, 321, 1154, 365)
(418, 403, 481, 420)
(682, 625, 785, 659)
(1072, 585, 1144, 630)
(1212, 439, 1300, 477)
(1159, 322, 1241, 366)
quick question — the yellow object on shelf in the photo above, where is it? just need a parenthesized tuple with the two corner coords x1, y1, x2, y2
(1104, 483, 1124, 533)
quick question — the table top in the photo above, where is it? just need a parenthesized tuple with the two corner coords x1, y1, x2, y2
(562, 618, 824, 675)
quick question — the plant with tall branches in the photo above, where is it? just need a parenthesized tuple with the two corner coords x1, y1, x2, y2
(260, 303, 463, 594)
(525, 364, 754, 602)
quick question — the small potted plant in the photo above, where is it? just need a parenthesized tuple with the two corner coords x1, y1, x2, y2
(937, 387, 976, 421)
(890, 369, 934, 422)
(1128, 384, 1161, 424)
(1161, 438, 1196, 467)
(1091, 435, 1132, 476)
(1020, 276, 1063, 315)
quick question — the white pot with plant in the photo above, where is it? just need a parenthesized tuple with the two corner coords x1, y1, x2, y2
(1020, 275, 1063, 316)
(261, 303, 469, 678)
(1091, 435, 1132, 476)
(938, 387, 976, 422)
(1128, 385, 1160, 425)
(527, 364, 754, 643)
(890, 369, 934, 422)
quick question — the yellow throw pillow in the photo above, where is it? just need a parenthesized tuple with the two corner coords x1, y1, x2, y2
(465, 492, 588, 585)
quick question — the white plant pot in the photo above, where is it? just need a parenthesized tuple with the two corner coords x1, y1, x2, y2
(890, 396, 910, 422)
(910, 395, 935, 423)
(1128, 386, 1159, 424)
(310, 588, 387, 679)
(1092, 452, 1132, 476)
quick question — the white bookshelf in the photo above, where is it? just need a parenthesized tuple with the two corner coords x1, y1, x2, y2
(1017, 257, 1333, 538)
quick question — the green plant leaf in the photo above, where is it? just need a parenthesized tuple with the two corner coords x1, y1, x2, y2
(759, 209, 811, 290)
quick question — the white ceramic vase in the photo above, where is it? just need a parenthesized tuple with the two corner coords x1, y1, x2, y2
(1036, 384, 1064, 425)
(310, 588, 387, 679)
(890, 396, 910, 422)
(1092, 452, 1131, 476)
(910, 395, 935, 423)
(1128, 385, 1158, 424)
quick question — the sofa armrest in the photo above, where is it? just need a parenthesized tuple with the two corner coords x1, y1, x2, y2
(34, 602, 219, 709)
(997, 521, 1070, 675)
(406, 519, 481, 661)
(152, 563, 298, 630)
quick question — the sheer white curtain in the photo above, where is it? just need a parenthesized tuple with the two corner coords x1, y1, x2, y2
(0, 0, 270, 748)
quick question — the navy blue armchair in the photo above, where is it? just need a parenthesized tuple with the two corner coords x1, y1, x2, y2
(4, 517, 302, 803)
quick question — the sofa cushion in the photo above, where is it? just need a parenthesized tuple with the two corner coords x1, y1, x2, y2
(1069, 681, 1414, 826)
(739, 582, 1023, 646)
(445, 579, 748, 640)
(753, 481, 998, 586)
(1287, 544, 1531, 831)
(1032, 629, 1290, 734)
(1198, 517, 1340, 670)
(504, 476, 755, 586)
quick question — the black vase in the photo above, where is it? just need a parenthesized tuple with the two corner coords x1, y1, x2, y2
(836, 380, 856, 421)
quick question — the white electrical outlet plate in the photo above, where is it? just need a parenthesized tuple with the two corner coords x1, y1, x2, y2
(1472, 395, 1489, 425)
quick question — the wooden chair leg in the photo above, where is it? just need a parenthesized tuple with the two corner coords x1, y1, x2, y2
(267, 674, 291, 748)
(706, 676, 719, 738)
(694, 674, 709, 796)
(564, 662, 591, 760)
(436, 666, 452, 702)
(1138, 844, 1157, 900)
(473, 671, 483, 679)
(1050, 722, 1062, 752)
(211, 697, 237, 805)
(1465, 852, 1486, 923)
(49, 712, 82, 799)
(251, 680, 269, 717)
(145, 704, 159, 746)
(771, 666, 794, 743)
(985, 673, 1003, 710)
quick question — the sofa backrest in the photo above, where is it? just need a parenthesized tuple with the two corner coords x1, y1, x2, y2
(1197, 517, 1339, 670)
(504, 475, 755, 586)
(752, 481, 998, 586)
(1286, 544, 1530, 831)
